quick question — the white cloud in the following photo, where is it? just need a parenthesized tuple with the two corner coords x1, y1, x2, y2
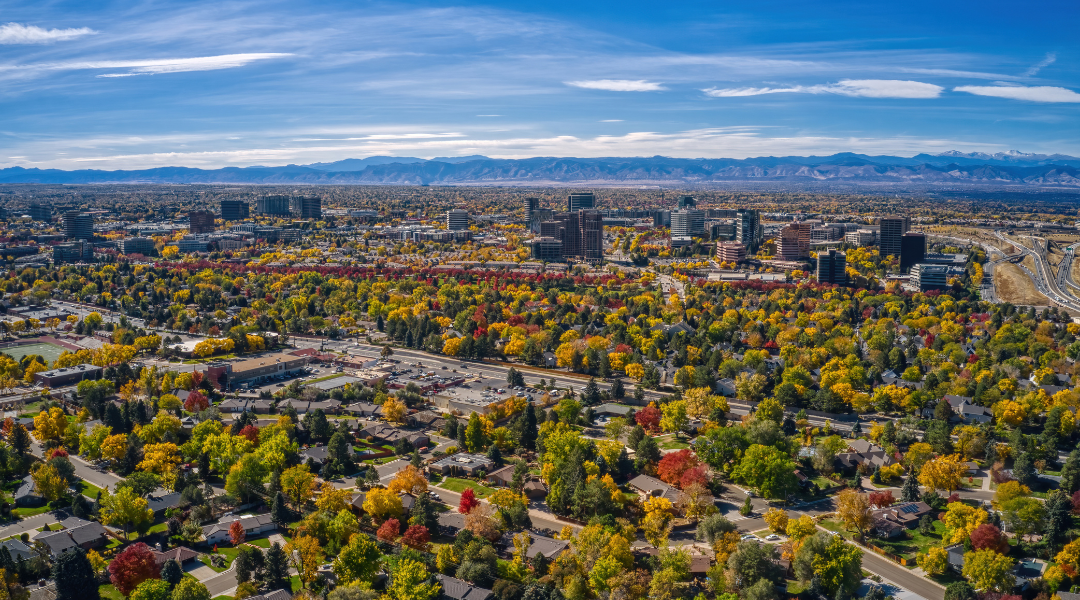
(92, 54, 294, 77)
(600, 119, 623, 122)
(955, 84, 1080, 103)
(1024, 52, 1057, 77)
(564, 79, 665, 92)
(704, 79, 942, 99)
(0, 22, 96, 44)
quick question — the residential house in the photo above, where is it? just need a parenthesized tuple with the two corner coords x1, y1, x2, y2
(484, 465, 515, 487)
(243, 591, 292, 600)
(869, 502, 932, 538)
(201, 514, 276, 545)
(35, 518, 108, 558)
(523, 481, 547, 500)
(541, 352, 557, 368)
(300, 446, 332, 469)
(921, 395, 992, 424)
(498, 534, 567, 560)
(593, 404, 633, 418)
(14, 475, 43, 507)
(429, 453, 493, 477)
(360, 424, 430, 449)
(146, 492, 182, 516)
(344, 402, 381, 418)
(151, 546, 199, 567)
(0, 539, 33, 562)
(435, 574, 492, 600)
(411, 411, 446, 431)
(437, 512, 466, 535)
(835, 440, 896, 473)
(217, 398, 250, 413)
(627, 474, 681, 504)
(715, 378, 736, 397)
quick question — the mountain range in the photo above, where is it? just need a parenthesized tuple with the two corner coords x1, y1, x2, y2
(2, 151, 1080, 186)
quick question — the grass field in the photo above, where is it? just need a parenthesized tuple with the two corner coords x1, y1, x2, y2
(995, 263, 1049, 306)
(438, 478, 495, 498)
(200, 547, 240, 572)
(3, 342, 67, 364)
(99, 584, 124, 600)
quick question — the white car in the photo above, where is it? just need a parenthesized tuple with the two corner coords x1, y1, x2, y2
(765, 534, 781, 541)
(740, 534, 758, 541)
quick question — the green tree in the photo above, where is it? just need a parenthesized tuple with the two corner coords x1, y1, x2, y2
(1060, 449, 1080, 495)
(386, 558, 440, 600)
(53, 549, 100, 600)
(170, 579, 211, 600)
(334, 534, 382, 586)
(732, 444, 798, 499)
(99, 487, 154, 539)
(465, 412, 486, 452)
(793, 532, 862, 596)
(264, 543, 290, 592)
(130, 580, 172, 600)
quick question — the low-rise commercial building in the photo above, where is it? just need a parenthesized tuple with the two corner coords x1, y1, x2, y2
(33, 363, 103, 387)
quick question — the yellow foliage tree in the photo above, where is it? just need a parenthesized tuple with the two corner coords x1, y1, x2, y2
(387, 465, 428, 496)
(362, 487, 403, 524)
(32, 407, 68, 444)
(763, 508, 789, 534)
(918, 454, 967, 493)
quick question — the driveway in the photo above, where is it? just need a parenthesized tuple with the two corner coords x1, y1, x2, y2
(201, 566, 237, 597)
(183, 561, 218, 582)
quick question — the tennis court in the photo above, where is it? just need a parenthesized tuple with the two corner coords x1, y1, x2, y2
(1, 342, 68, 365)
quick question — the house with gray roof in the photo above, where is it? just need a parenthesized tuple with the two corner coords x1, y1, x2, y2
(628, 474, 680, 504)
(435, 574, 492, 600)
(0, 539, 33, 562)
(14, 475, 43, 507)
(201, 513, 276, 545)
(429, 453, 493, 477)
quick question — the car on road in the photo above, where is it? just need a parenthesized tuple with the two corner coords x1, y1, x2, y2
(765, 534, 781, 541)
(441, 366, 447, 370)
(740, 534, 759, 541)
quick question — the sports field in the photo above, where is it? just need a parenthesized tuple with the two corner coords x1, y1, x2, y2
(1, 342, 67, 365)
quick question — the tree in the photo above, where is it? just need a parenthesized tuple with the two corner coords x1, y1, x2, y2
(918, 454, 966, 493)
(383, 397, 407, 425)
(1012, 452, 1035, 487)
(793, 532, 862, 596)
(316, 482, 353, 514)
(660, 400, 689, 437)
(992, 480, 1030, 509)
(377, 518, 401, 543)
(264, 543, 290, 592)
(943, 582, 977, 600)
(138, 443, 182, 491)
(969, 524, 1009, 553)
(726, 540, 778, 591)
(33, 408, 68, 445)
(31, 462, 67, 502)
(229, 520, 246, 546)
(109, 543, 161, 596)
(732, 444, 798, 499)
(961, 549, 1015, 592)
(362, 488, 403, 524)
(286, 534, 323, 589)
(900, 471, 920, 502)
(459, 488, 480, 514)
(183, 392, 209, 413)
(763, 508, 789, 534)
(942, 502, 989, 545)
(402, 525, 432, 552)
(53, 549, 99, 600)
(281, 464, 315, 509)
(270, 491, 290, 527)
(835, 489, 871, 540)
(100, 487, 154, 540)
(170, 579, 211, 600)
(867, 491, 894, 508)
(333, 534, 382, 586)
(1060, 448, 1080, 494)
(130, 580, 171, 600)
(635, 404, 661, 432)
(160, 559, 182, 587)
(385, 558, 440, 600)
(388, 465, 428, 496)
(656, 449, 703, 488)
(917, 546, 949, 575)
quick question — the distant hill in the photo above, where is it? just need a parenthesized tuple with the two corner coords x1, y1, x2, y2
(2, 152, 1079, 186)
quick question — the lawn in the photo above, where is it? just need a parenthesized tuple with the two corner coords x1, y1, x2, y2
(304, 374, 345, 385)
(362, 456, 399, 465)
(438, 478, 495, 499)
(247, 537, 272, 548)
(13, 505, 53, 519)
(654, 434, 690, 450)
(99, 584, 125, 600)
(960, 478, 983, 488)
(870, 520, 948, 563)
(144, 521, 170, 536)
(199, 546, 240, 572)
(79, 480, 103, 499)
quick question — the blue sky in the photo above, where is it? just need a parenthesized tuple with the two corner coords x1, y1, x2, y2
(0, 0, 1078, 169)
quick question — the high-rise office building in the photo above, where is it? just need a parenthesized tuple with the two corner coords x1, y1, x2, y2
(446, 209, 470, 231)
(816, 249, 848, 285)
(716, 242, 747, 263)
(879, 216, 911, 259)
(297, 196, 322, 219)
(62, 211, 93, 241)
(538, 210, 603, 263)
(188, 210, 216, 234)
(256, 195, 291, 216)
(671, 209, 706, 238)
(28, 203, 51, 222)
(53, 241, 93, 264)
(899, 232, 926, 273)
(652, 210, 671, 227)
(220, 200, 250, 221)
(776, 222, 812, 260)
(736, 209, 762, 251)
(677, 195, 696, 209)
(567, 192, 595, 212)
(118, 237, 156, 255)
(524, 197, 539, 224)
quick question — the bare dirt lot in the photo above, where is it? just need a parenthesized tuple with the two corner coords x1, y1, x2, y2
(995, 262, 1050, 306)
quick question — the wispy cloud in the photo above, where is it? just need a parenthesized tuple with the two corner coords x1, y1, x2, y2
(955, 84, 1080, 103)
(0, 53, 293, 77)
(704, 79, 943, 99)
(600, 119, 624, 122)
(0, 22, 96, 44)
(565, 79, 665, 92)
(1024, 52, 1057, 77)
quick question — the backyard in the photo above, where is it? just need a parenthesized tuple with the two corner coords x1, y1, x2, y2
(437, 477, 495, 499)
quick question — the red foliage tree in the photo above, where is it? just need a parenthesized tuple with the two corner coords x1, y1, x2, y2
(635, 406, 661, 433)
(1072, 490, 1080, 514)
(191, 371, 204, 387)
(401, 525, 431, 551)
(229, 520, 246, 546)
(46, 447, 69, 460)
(868, 491, 895, 508)
(238, 425, 259, 445)
(376, 518, 401, 543)
(657, 449, 702, 488)
(108, 543, 161, 596)
(970, 524, 1009, 554)
(945, 493, 961, 504)
(184, 391, 210, 413)
(459, 488, 480, 514)
(680, 464, 709, 489)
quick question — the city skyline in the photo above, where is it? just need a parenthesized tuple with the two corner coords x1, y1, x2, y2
(0, 0, 1077, 169)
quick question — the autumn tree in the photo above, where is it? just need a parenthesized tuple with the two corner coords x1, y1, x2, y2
(836, 489, 872, 540)
(377, 518, 401, 543)
(229, 520, 246, 546)
(458, 488, 480, 514)
(31, 462, 68, 502)
(942, 502, 988, 545)
(917, 546, 949, 576)
(962, 549, 1015, 592)
(333, 534, 382, 586)
(387, 465, 428, 496)
(108, 543, 160, 596)
(867, 490, 895, 508)
(286, 534, 323, 589)
(362, 487, 403, 524)
(385, 558, 440, 600)
(918, 454, 966, 494)
(170, 579, 212, 600)
(99, 487, 154, 540)
(315, 482, 352, 514)
(32, 407, 68, 446)
(281, 464, 315, 508)
(656, 449, 703, 488)
(763, 508, 789, 534)
(970, 524, 1009, 553)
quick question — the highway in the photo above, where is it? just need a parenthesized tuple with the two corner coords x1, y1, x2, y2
(992, 232, 1080, 312)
